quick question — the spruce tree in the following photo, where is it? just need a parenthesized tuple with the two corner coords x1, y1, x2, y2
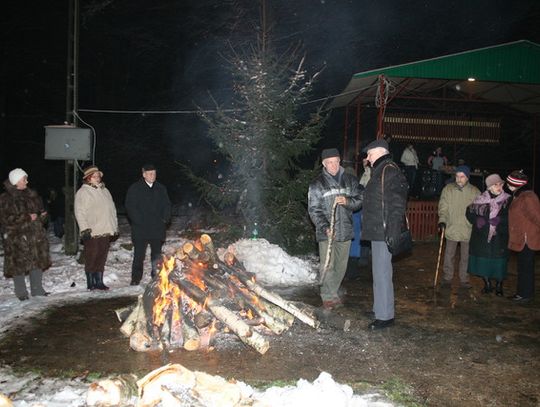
(187, 37, 326, 254)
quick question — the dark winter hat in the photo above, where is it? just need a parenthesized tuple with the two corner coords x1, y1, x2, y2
(321, 148, 340, 160)
(142, 163, 156, 172)
(455, 165, 470, 179)
(82, 165, 103, 180)
(485, 173, 504, 188)
(506, 170, 528, 188)
(362, 138, 389, 153)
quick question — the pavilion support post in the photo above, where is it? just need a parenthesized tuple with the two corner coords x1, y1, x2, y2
(343, 105, 349, 161)
(376, 75, 386, 139)
(533, 114, 538, 190)
(354, 100, 362, 175)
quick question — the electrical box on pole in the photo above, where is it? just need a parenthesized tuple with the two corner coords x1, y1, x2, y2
(44, 126, 91, 160)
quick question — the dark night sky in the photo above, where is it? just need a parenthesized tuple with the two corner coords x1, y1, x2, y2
(2, 0, 540, 202)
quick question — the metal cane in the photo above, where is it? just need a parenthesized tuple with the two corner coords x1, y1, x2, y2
(433, 227, 445, 288)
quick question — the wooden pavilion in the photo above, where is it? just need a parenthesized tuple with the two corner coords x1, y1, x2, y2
(330, 40, 540, 239)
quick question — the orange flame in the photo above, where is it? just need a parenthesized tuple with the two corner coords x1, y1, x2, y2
(152, 256, 178, 327)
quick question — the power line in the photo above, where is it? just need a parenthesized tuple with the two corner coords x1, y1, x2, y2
(76, 84, 378, 115)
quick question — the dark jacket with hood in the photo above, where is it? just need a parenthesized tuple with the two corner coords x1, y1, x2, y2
(0, 180, 51, 277)
(125, 179, 171, 240)
(362, 154, 408, 242)
(308, 167, 363, 242)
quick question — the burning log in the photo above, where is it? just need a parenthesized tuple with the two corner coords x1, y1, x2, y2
(172, 276, 270, 355)
(179, 256, 289, 335)
(221, 252, 320, 329)
(179, 296, 201, 351)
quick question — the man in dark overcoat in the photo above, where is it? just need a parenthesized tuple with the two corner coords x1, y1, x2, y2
(362, 139, 408, 330)
(125, 164, 171, 285)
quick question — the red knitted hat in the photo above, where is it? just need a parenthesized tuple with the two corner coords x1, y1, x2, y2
(506, 170, 528, 188)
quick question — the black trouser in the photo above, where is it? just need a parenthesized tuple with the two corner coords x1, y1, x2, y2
(404, 166, 417, 194)
(131, 238, 163, 283)
(516, 244, 536, 298)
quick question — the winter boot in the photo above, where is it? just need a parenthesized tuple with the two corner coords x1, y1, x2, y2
(29, 269, 49, 296)
(86, 272, 95, 290)
(481, 278, 493, 294)
(495, 280, 503, 297)
(13, 275, 29, 301)
(93, 272, 109, 290)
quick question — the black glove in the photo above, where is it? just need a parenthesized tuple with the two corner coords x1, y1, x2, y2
(110, 232, 119, 242)
(438, 222, 446, 230)
(80, 229, 92, 242)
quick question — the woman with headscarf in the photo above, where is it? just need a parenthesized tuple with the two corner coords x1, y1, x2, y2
(74, 165, 118, 290)
(506, 170, 540, 302)
(0, 168, 50, 300)
(466, 174, 511, 296)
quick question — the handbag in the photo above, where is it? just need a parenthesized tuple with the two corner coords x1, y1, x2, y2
(381, 163, 413, 256)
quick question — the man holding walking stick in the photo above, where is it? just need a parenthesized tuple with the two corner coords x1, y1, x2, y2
(308, 148, 362, 310)
(437, 165, 480, 289)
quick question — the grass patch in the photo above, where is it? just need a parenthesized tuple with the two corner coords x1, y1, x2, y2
(244, 378, 297, 390)
(381, 378, 425, 407)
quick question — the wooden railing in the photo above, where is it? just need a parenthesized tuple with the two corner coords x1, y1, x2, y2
(406, 200, 439, 241)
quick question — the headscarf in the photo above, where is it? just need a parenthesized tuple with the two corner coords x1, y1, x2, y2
(468, 190, 511, 242)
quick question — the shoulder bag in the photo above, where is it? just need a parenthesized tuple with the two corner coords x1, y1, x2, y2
(382, 163, 413, 256)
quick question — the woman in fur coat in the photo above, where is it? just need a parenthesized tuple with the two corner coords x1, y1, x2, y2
(0, 168, 50, 300)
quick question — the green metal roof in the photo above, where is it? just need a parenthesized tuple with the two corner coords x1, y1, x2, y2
(330, 40, 540, 113)
(353, 40, 540, 84)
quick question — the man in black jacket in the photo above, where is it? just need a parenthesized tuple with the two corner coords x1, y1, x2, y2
(308, 148, 363, 309)
(125, 164, 171, 285)
(362, 139, 408, 329)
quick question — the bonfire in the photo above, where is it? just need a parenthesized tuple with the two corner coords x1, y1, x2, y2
(117, 234, 319, 355)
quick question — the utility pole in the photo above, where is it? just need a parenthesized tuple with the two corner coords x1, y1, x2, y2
(64, 0, 80, 255)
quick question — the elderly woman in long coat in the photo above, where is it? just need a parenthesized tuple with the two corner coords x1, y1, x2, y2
(0, 168, 50, 300)
(466, 174, 511, 296)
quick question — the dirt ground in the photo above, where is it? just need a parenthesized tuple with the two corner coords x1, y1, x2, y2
(0, 242, 539, 406)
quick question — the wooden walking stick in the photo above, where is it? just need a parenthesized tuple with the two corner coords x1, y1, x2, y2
(319, 198, 339, 285)
(433, 227, 445, 288)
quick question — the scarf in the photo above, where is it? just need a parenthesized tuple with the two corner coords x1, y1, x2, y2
(468, 190, 510, 242)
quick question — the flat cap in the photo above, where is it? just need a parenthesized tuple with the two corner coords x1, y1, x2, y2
(362, 139, 389, 152)
(321, 148, 340, 160)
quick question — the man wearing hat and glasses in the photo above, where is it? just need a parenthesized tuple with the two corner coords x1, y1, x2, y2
(361, 139, 408, 329)
(308, 148, 363, 310)
(125, 164, 171, 285)
(75, 165, 118, 290)
(438, 165, 480, 290)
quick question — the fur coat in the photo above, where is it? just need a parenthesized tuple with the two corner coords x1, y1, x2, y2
(0, 180, 51, 277)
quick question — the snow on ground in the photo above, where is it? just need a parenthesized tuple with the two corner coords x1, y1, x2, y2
(0, 216, 394, 406)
